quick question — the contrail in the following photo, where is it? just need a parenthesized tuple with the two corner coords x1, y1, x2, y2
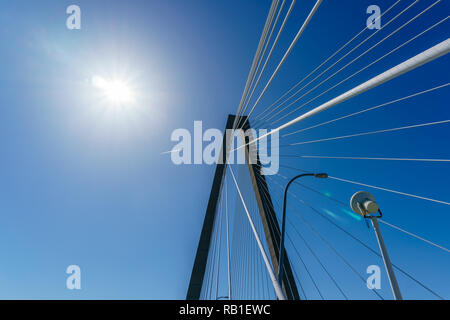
(160, 149, 181, 155)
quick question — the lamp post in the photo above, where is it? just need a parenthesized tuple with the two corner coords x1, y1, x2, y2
(350, 191, 402, 300)
(278, 173, 328, 287)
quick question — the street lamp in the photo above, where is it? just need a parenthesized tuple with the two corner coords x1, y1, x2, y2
(350, 191, 403, 300)
(278, 173, 328, 287)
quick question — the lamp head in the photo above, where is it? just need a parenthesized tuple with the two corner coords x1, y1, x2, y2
(314, 173, 328, 178)
(350, 191, 379, 216)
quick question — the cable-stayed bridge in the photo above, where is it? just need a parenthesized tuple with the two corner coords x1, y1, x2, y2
(187, 0, 449, 300)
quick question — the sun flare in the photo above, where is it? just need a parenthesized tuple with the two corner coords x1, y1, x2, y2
(92, 75, 135, 105)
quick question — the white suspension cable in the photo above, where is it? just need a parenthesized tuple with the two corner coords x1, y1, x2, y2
(294, 155, 450, 162)
(225, 175, 231, 300)
(287, 120, 450, 146)
(379, 220, 450, 253)
(239, 0, 284, 120)
(253, 0, 401, 122)
(233, 0, 279, 129)
(264, 171, 446, 299)
(229, 165, 286, 300)
(267, 2, 445, 125)
(267, 168, 445, 300)
(328, 176, 450, 206)
(240, 0, 295, 118)
(282, 83, 450, 137)
(266, 174, 385, 300)
(239, 0, 323, 129)
(234, 38, 450, 152)
(215, 183, 225, 299)
(254, 0, 414, 125)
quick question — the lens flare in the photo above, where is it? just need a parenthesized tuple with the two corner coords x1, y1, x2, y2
(341, 208, 362, 221)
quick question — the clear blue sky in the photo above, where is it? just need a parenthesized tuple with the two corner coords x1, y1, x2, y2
(0, 0, 448, 299)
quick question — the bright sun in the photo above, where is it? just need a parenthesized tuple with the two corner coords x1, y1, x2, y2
(92, 75, 135, 105)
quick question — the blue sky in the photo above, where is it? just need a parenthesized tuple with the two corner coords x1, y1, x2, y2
(0, 0, 448, 299)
